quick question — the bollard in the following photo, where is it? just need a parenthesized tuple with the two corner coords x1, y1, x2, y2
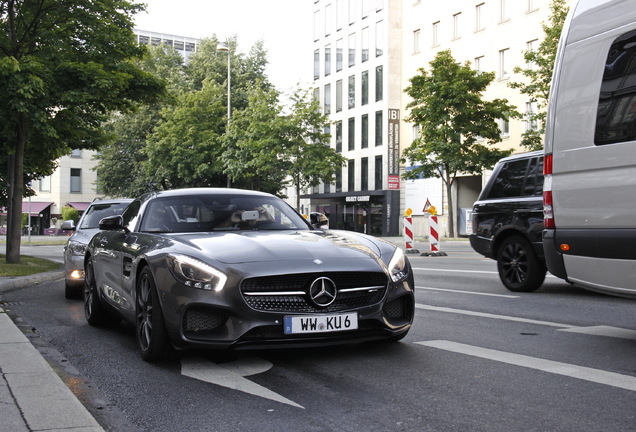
(403, 209, 419, 254)
(421, 206, 447, 257)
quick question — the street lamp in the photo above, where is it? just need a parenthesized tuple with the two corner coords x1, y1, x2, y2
(217, 43, 231, 187)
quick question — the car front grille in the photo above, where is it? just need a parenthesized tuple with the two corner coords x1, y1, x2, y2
(183, 306, 228, 338)
(241, 272, 388, 313)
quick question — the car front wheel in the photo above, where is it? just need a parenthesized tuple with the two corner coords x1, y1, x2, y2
(84, 258, 106, 325)
(136, 267, 171, 362)
(497, 235, 546, 292)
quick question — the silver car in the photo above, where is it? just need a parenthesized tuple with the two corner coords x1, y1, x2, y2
(61, 198, 132, 299)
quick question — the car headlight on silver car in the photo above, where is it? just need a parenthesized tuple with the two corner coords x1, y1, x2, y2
(166, 254, 227, 292)
(388, 247, 408, 282)
(68, 240, 87, 257)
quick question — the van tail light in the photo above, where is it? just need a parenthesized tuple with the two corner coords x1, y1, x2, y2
(543, 153, 555, 229)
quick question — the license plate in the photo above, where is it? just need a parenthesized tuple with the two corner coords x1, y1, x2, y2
(284, 312, 358, 335)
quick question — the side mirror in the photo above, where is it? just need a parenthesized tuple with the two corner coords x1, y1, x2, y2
(60, 220, 76, 231)
(99, 215, 125, 231)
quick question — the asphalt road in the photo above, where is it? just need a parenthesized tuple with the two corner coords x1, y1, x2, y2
(2, 241, 635, 432)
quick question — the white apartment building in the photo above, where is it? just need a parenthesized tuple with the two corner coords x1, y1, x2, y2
(307, 0, 404, 236)
(309, 0, 571, 237)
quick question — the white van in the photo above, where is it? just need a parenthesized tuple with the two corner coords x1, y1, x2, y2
(543, 0, 636, 298)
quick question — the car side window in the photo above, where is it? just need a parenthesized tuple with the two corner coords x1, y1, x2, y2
(522, 157, 544, 197)
(122, 200, 141, 232)
(486, 159, 529, 199)
(595, 29, 636, 145)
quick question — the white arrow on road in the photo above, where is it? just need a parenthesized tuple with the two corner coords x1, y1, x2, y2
(181, 356, 304, 409)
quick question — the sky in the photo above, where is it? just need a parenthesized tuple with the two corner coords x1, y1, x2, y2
(133, 0, 314, 97)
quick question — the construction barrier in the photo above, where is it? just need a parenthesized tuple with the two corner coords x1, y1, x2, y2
(403, 216, 419, 254)
(421, 212, 447, 257)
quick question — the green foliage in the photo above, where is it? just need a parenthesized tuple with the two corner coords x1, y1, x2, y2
(509, 0, 570, 151)
(1, 0, 165, 262)
(403, 49, 517, 237)
(61, 207, 79, 224)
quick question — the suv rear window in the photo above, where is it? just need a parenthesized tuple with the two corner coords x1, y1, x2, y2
(486, 157, 543, 199)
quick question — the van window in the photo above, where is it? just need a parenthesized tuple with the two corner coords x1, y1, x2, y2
(595, 30, 636, 145)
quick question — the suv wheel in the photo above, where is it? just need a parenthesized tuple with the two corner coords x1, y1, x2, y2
(497, 235, 546, 292)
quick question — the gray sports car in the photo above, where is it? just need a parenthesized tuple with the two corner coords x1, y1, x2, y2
(84, 188, 415, 361)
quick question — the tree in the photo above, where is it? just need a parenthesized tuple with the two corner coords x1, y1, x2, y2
(0, 0, 164, 263)
(402, 49, 517, 238)
(225, 85, 346, 207)
(509, 0, 570, 150)
(96, 44, 188, 197)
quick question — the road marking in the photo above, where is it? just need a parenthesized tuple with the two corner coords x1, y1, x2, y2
(181, 356, 304, 409)
(413, 267, 497, 275)
(415, 304, 569, 327)
(415, 340, 636, 392)
(417, 286, 519, 298)
(558, 325, 636, 340)
(416, 304, 636, 340)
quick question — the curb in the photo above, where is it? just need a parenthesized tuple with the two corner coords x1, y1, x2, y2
(0, 271, 65, 293)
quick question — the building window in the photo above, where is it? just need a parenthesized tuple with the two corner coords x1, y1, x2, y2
(375, 65, 383, 101)
(348, 159, 355, 191)
(432, 21, 440, 47)
(314, 10, 321, 41)
(499, 118, 510, 137)
(361, 70, 369, 105)
(336, 169, 342, 193)
(499, 48, 509, 79)
(375, 110, 383, 146)
(375, 155, 383, 190)
(412, 124, 420, 141)
(527, 0, 538, 13)
(70, 149, 81, 158)
(348, 75, 355, 109)
(475, 3, 485, 32)
(526, 101, 538, 132)
(348, 117, 355, 150)
(325, 44, 331, 76)
(39, 176, 51, 192)
(474, 55, 483, 73)
(361, 27, 369, 62)
(325, 3, 332, 36)
(336, 121, 343, 152)
(314, 49, 320, 80)
(336, 38, 343, 71)
(526, 39, 538, 70)
(500, 0, 508, 23)
(348, 33, 356, 67)
(348, 0, 356, 25)
(324, 83, 331, 114)
(336, 0, 344, 30)
(453, 12, 461, 40)
(375, 20, 384, 56)
(361, 114, 369, 148)
(336, 79, 343, 112)
(413, 29, 421, 54)
(361, 157, 369, 191)
(70, 168, 81, 193)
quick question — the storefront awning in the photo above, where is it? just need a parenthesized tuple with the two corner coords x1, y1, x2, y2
(68, 202, 91, 212)
(0, 201, 54, 216)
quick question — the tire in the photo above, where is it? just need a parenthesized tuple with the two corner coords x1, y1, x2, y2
(84, 258, 107, 325)
(65, 281, 82, 300)
(136, 267, 171, 362)
(496, 235, 546, 292)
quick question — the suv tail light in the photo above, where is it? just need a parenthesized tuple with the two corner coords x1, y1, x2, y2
(543, 153, 555, 229)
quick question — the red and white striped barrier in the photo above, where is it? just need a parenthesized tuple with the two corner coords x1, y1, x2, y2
(403, 216, 419, 253)
(429, 215, 440, 252)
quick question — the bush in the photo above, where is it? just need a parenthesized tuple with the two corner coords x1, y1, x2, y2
(61, 206, 80, 224)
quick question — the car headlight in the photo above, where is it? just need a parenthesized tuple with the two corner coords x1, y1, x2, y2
(388, 247, 408, 282)
(68, 240, 87, 257)
(166, 254, 227, 292)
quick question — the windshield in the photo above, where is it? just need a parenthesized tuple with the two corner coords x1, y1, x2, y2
(139, 194, 311, 233)
(79, 202, 130, 229)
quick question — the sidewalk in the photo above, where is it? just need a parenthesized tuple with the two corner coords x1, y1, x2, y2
(0, 240, 104, 432)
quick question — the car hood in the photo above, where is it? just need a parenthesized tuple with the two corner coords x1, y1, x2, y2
(69, 228, 100, 245)
(172, 230, 385, 264)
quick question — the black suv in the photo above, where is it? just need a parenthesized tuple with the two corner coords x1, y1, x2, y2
(469, 151, 546, 292)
